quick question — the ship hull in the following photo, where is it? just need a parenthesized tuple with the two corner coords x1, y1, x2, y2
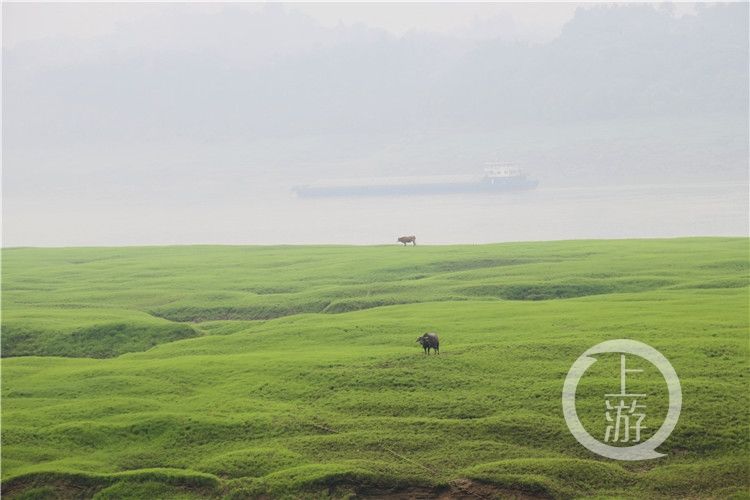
(295, 178, 539, 198)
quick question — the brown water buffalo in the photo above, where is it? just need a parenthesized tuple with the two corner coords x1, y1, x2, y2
(416, 332, 439, 355)
(398, 235, 416, 246)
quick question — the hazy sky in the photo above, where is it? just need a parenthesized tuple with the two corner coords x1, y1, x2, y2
(3, 3, 582, 47)
(2, 2, 748, 246)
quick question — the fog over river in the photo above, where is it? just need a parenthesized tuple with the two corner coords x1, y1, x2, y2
(3, 3, 747, 246)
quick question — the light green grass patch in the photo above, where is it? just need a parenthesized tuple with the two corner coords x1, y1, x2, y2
(2, 238, 748, 497)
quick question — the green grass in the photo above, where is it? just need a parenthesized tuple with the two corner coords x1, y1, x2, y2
(1, 238, 748, 498)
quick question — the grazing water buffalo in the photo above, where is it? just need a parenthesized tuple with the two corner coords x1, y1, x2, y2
(416, 332, 439, 355)
(398, 235, 416, 246)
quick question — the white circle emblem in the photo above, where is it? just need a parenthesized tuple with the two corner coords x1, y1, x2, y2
(562, 339, 681, 461)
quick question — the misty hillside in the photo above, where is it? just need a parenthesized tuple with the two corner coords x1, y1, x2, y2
(2, 3, 748, 234)
(4, 4, 748, 138)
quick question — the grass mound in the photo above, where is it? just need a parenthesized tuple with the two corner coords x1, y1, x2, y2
(2, 309, 198, 358)
(2, 469, 220, 500)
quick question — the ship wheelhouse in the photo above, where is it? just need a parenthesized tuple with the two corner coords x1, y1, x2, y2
(482, 162, 524, 183)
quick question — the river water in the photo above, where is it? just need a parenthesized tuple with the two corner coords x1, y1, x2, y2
(3, 181, 746, 246)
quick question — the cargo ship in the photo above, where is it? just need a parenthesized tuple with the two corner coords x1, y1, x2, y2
(294, 163, 539, 197)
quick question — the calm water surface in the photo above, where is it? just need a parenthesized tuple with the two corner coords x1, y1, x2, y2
(3, 182, 747, 246)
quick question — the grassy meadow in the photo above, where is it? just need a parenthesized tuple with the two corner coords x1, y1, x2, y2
(1, 238, 748, 498)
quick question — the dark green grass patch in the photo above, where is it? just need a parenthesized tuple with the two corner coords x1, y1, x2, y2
(2, 469, 220, 500)
(2, 309, 198, 358)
